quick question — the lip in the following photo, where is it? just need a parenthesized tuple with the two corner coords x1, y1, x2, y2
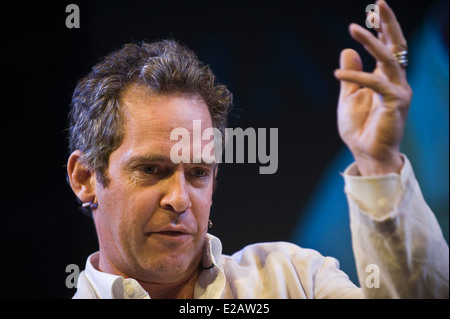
(158, 225, 189, 234)
(145, 225, 191, 240)
(157, 231, 189, 237)
(150, 231, 192, 244)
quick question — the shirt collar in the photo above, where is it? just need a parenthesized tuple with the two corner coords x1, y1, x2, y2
(84, 233, 225, 299)
(84, 252, 150, 299)
(195, 233, 226, 299)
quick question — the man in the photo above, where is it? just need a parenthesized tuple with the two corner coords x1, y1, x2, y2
(67, 0, 448, 298)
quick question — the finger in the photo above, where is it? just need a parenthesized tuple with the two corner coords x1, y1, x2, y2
(349, 23, 402, 81)
(337, 49, 362, 96)
(377, 0, 408, 53)
(366, 10, 381, 33)
(334, 69, 393, 97)
(378, 32, 386, 46)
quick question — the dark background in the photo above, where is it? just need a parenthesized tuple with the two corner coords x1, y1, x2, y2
(2, 0, 448, 298)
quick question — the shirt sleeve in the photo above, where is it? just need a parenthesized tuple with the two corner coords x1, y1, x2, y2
(342, 156, 404, 220)
(342, 154, 449, 298)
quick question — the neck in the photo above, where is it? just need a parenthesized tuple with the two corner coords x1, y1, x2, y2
(95, 252, 202, 299)
(138, 268, 200, 299)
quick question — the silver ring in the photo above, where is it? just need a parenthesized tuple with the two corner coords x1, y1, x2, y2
(393, 50, 408, 68)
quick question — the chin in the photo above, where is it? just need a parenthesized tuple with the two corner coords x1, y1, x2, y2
(135, 253, 199, 283)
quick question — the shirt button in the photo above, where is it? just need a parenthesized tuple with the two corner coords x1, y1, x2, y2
(124, 285, 135, 297)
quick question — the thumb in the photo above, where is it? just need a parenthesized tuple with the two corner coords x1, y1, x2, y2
(335, 48, 362, 97)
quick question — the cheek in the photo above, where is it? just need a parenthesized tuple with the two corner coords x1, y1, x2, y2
(94, 190, 126, 243)
(95, 183, 154, 236)
(191, 188, 213, 224)
(116, 188, 161, 228)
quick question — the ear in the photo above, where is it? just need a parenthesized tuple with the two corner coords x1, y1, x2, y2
(67, 150, 97, 203)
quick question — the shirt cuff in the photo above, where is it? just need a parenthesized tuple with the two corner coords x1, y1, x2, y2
(342, 154, 409, 220)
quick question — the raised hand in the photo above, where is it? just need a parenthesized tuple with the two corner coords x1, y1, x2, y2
(334, 0, 412, 175)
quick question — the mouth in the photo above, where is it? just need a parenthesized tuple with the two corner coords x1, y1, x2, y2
(149, 231, 192, 245)
(145, 225, 192, 242)
(157, 230, 188, 237)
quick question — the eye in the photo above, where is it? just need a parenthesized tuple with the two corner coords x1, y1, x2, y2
(141, 166, 159, 175)
(192, 168, 208, 178)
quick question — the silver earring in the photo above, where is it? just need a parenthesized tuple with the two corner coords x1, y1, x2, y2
(82, 197, 98, 209)
(208, 219, 213, 229)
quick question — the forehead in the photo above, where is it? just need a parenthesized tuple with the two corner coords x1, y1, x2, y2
(115, 85, 214, 158)
(120, 85, 213, 133)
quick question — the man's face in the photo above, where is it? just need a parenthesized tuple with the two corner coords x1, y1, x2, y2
(93, 85, 216, 284)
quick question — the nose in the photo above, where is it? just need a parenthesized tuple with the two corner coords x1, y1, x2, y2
(160, 170, 191, 213)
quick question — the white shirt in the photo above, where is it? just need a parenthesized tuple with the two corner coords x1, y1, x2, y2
(73, 156, 449, 299)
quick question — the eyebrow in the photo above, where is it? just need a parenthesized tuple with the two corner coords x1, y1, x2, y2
(126, 154, 171, 164)
(124, 153, 217, 168)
